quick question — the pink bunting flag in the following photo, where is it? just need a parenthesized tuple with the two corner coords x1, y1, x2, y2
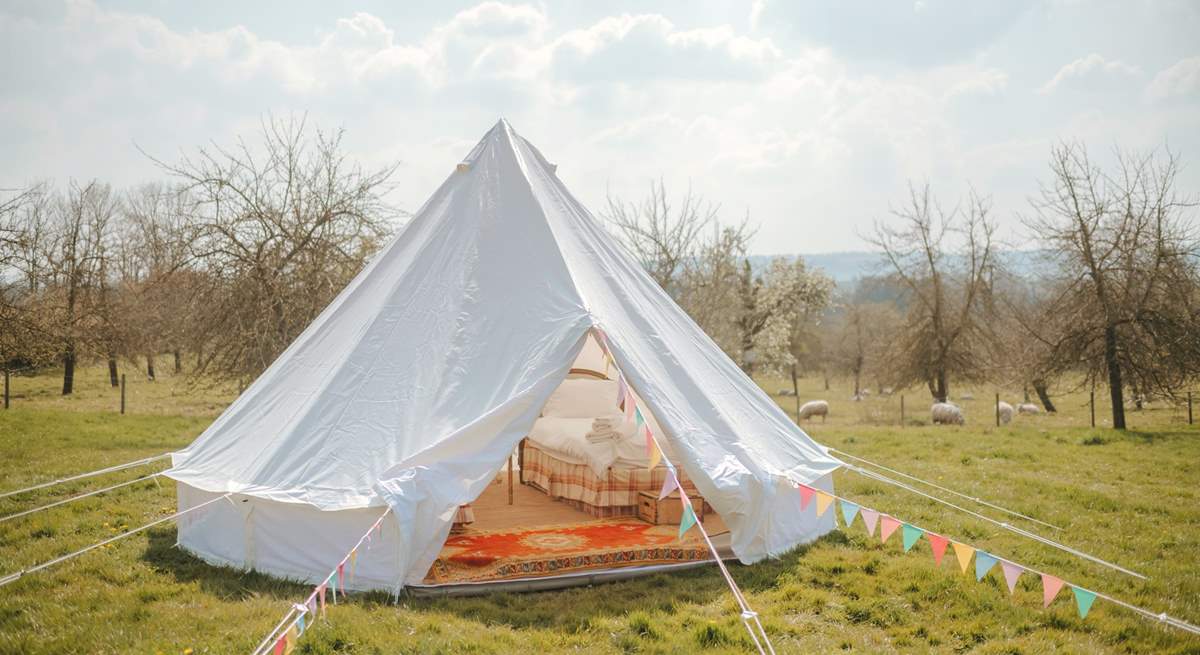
(659, 470, 679, 500)
(616, 376, 627, 409)
(879, 516, 901, 544)
(274, 635, 286, 655)
(1001, 561, 1024, 594)
(797, 484, 815, 510)
(318, 583, 327, 617)
(337, 563, 346, 599)
(860, 508, 880, 537)
(1042, 574, 1065, 608)
(926, 533, 950, 566)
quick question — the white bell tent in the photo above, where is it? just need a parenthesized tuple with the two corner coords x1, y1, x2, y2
(165, 120, 842, 591)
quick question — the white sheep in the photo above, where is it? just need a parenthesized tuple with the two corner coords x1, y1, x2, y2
(959, 393, 975, 401)
(931, 402, 965, 425)
(798, 400, 829, 422)
(997, 401, 1014, 425)
(1017, 403, 1040, 415)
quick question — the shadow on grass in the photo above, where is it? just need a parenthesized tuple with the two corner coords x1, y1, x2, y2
(142, 526, 314, 602)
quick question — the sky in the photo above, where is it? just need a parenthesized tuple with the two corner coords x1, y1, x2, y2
(1, 0, 1198, 253)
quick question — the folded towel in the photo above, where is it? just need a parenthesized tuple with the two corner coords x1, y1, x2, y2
(592, 416, 619, 429)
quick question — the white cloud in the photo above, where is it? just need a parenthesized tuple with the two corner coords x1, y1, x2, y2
(1038, 53, 1141, 95)
(1146, 56, 1200, 101)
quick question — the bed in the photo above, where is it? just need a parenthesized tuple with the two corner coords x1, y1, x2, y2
(518, 371, 700, 518)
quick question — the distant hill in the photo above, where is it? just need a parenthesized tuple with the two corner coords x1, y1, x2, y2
(750, 251, 1052, 286)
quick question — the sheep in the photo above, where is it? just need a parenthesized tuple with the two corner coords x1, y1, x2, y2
(777, 388, 797, 397)
(851, 392, 868, 402)
(997, 401, 1014, 425)
(959, 393, 975, 401)
(931, 402, 965, 425)
(1017, 403, 1040, 415)
(798, 400, 829, 422)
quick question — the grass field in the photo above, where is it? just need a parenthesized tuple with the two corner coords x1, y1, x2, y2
(1, 364, 1198, 654)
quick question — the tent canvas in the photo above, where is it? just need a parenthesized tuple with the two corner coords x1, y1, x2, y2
(166, 120, 842, 590)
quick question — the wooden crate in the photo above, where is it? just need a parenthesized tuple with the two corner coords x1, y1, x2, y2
(638, 491, 705, 525)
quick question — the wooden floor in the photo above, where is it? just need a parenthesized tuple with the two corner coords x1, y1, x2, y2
(457, 468, 728, 535)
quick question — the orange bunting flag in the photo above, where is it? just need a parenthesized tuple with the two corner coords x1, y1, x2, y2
(860, 508, 880, 537)
(952, 542, 975, 574)
(814, 491, 835, 518)
(349, 549, 359, 585)
(926, 533, 950, 566)
(797, 484, 815, 510)
(1042, 574, 1065, 608)
(879, 516, 901, 544)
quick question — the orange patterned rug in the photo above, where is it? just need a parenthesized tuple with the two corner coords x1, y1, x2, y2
(424, 519, 710, 584)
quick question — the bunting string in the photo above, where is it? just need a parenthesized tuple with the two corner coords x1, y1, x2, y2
(828, 448, 1063, 531)
(0, 472, 165, 524)
(594, 327, 776, 655)
(790, 480, 1200, 636)
(249, 508, 392, 655)
(0, 493, 232, 588)
(0, 452, 173, 499)
(843, 463, 1146, 580)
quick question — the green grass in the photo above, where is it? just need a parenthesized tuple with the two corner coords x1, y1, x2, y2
(1, 365, 1198, 653)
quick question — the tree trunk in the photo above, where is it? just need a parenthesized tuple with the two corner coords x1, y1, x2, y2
(1033, 379, 1057, 413)
(173, 350, 182, 374)
(853, 369, 861, 396)
(790, 363, 800, 418)
(1105, 325, 1126, 429)
(62, 345, 76, 395)
(107, 355, 119, 388)
(823, 372, 829, 391)
(146, 353, 156, 381)
(928, 371, 948, 403)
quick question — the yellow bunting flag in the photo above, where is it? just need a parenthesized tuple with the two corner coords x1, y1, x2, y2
(952, 542, 975, 574)
(814, 491, 834, 518)
(349, 549, 358, 585)
(283, 624, 299, 655)
(648, 440, 662, 470)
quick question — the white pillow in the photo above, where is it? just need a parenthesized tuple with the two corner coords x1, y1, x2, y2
(542, 378, 620, 418)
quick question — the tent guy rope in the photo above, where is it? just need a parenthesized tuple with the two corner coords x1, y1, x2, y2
(828, 447, 1063, 531)
(791, 479, 1200, 637)
(0, 493, 232, 588)
(0, 471, 164, 524)
(843, 463, 1147, 580)
(249, 508, 392, 655)
(0, 452, 172, 499)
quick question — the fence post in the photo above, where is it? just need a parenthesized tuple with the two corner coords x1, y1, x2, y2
(1188, 391, 1193, 425)
(1090, 391, 1095, 428)
(120, 374, 126, 415)
(900, 395, 905, 426)
(3, 369, 8, 410)
(995, 392, 1000, 427)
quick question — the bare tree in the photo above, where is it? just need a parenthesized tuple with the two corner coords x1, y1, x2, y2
(151, 114, 399, 380)
(1023, 143, 1200, 429)
(868, 183, 997, 402)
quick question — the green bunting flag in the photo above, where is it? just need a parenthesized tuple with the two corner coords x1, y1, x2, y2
(1072, 586, 1097, 619)
(901, 524, 924, 552)
(678, 502, 698, 540)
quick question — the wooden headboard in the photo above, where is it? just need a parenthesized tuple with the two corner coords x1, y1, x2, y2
(568, 367, 609, 380)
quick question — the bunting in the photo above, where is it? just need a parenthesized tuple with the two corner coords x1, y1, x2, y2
(839, 500, 860, 527)
(901, 524, 923, 552)
(336, 563, 346, 598)
(860, 509, 880, 537)
(348, 550, 358, 586)
(814, 491, 835, 518)
(975, 551, 998, 581)
(1073, 587, 1097, 619)
(879, 516, 901, 544)
(647, 439, 662, 470)
(1042, 574, 1065, 608)
(273, 635, 285, 655)
(926, 533, 949, 566)
(634, 407, 645, 429)
(283, 625, 299, 655)
(678, 498, 698, 539)
(1001, 561, 1023, 595)
(616, 376, 627, 408)
(797, 484, 816, 510)
(659, 470, 679, 500)
(327, 573, 337, 605)
(953, 542, 975, 574)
